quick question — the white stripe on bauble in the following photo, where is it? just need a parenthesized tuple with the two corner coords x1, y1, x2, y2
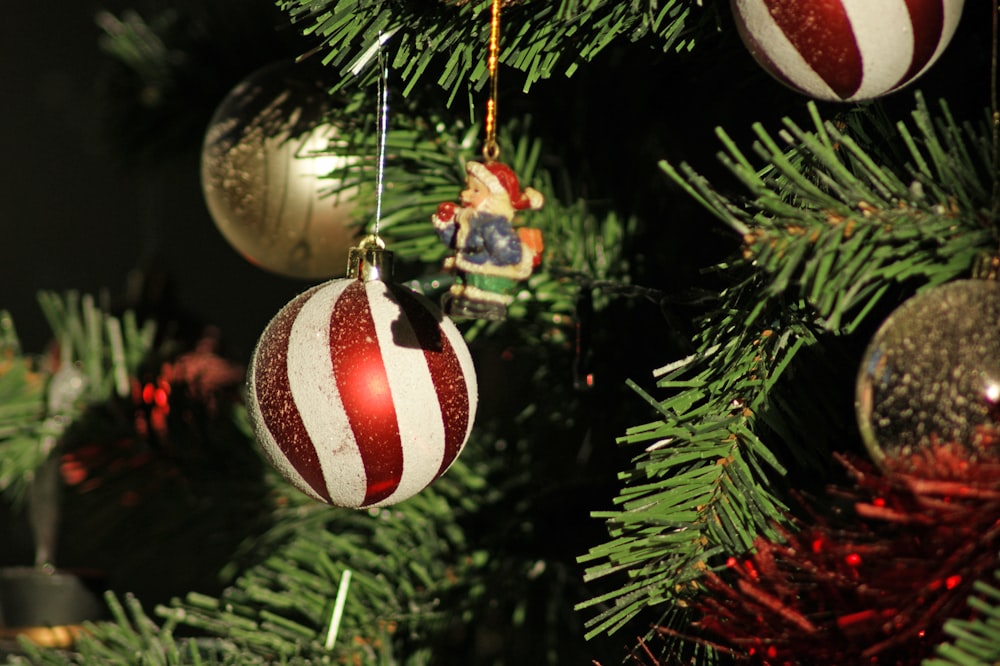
(287, 279, 369, 507)
(368, 285, 448, 506)
(733, 0, 838, 100)
(387, 286, 479, 492)
(843, 0, 914, 101)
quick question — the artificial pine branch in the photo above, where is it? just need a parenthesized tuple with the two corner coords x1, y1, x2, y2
(663, 94, 997, 334)
(579, 94, 999, 645)
(277, 0, 718, 102)
(576, 275, 813, 640)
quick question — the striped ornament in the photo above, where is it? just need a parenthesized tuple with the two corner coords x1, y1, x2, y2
(732, 0, 965, 102)
(248, 278, 478, 508)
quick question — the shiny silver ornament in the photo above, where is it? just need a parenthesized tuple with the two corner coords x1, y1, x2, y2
(200, 62, 360, 279)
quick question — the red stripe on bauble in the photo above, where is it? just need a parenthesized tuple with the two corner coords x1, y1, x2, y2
(390, 284, 471, 477)
(253, 284, 333, 503)
(900, 0, 945, 87)
(331, 281, 404, 506)
(763, 0, 863, 99)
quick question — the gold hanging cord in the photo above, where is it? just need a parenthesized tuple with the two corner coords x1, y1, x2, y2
(482, 0, 502, 163)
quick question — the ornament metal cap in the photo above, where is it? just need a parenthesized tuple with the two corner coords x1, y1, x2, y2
(347, 234, 394, 282)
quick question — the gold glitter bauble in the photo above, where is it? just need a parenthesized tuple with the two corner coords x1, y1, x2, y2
(855, 279, 1000, 468)
(200, 62, 360, 279)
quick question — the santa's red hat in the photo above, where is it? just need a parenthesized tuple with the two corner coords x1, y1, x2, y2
(466, 161, 544, 211)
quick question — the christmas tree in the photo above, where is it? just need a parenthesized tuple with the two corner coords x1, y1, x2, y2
(1, 0, 998, 664)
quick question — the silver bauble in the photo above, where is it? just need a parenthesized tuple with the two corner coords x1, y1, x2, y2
(201, 62, 360, 279)
(856, 279, 1000, 468)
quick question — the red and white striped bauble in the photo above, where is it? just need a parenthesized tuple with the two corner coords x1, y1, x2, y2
(248, 278, 478, 508)
(731, 0, 965, 102)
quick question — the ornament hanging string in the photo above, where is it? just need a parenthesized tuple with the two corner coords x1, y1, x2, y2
(374, 36, 390, 236)
(345, 32, 394, 282)
(482, 0, 502, 163)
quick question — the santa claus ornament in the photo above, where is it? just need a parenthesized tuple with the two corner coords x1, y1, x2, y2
(431, 0, 545, 321)
(731, 0, 965, 102)
(247, 236, 478, 508)
(433, 160, 544, 321)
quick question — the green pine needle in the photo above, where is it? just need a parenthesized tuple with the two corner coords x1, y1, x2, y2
(278, 0, 718, 100)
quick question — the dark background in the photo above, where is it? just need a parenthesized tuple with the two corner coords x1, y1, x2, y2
(1, 2, 312, 360)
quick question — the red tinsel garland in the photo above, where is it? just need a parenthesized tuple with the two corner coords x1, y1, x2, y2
(678, 442, 1000, 665)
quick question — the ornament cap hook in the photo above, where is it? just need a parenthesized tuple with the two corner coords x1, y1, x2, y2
(347, 234, 394, 282)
